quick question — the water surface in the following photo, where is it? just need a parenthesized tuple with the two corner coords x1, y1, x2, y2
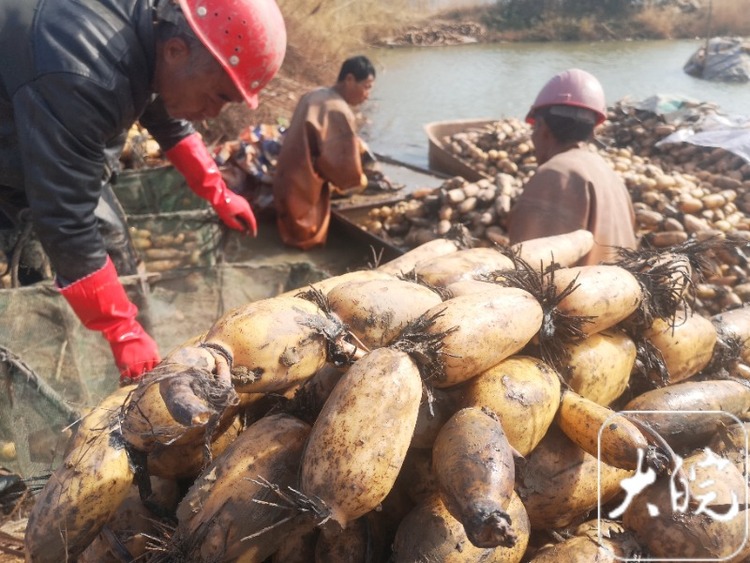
(361, 40, 748, 167)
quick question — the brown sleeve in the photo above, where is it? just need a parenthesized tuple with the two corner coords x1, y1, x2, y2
(313, 105, 364, 192)
(508, 167, 592, 245)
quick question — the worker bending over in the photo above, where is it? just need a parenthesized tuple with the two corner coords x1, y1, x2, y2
(273, 55, 377, 250)
(0, 0, 286, 382)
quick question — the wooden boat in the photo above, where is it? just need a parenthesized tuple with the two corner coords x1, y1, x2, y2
(330, 203, 405, 263)
(331, 153, 448, 212)
(424, 118, 497, 181)
(330, 153, 448, 262)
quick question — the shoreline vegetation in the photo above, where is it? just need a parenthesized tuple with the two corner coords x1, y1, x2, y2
(404, 0, 750, 45)
(206, 0, 749, 141)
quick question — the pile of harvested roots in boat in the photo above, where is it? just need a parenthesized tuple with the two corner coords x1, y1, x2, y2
(357, 99, 750, 318)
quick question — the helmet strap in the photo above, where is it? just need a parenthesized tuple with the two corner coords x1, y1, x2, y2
(547, 105, 597, 125)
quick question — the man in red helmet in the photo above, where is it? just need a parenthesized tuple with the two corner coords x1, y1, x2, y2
(508, 68, 637, 265)
(0, 0, 286, 383)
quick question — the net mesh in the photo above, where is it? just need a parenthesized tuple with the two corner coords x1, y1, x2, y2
(0, 260, 329, 480)
(128, 209, 223, 272)
(111, 166, 208, 215)
(0, 162, 376, 483)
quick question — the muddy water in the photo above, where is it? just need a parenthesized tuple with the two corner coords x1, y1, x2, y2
(361, 39, 748, 168)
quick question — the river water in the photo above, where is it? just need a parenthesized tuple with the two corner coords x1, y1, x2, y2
(360, 39, 748, 168)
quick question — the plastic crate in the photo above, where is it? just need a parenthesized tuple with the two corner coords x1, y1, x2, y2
(128, 209, 222, 272)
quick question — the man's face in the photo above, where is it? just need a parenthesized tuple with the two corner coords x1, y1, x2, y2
(155, 38, 244, 121)
(342, 74, 375, 107)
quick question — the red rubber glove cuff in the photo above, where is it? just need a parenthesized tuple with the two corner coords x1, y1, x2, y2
(166, 133, 258, 235)
(58, 257, 160, 383)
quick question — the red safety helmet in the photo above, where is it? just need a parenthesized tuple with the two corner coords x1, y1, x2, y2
(526, 68, 607, 126)
(178, 0, 287, 109)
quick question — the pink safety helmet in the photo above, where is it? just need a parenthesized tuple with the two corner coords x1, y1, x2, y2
(178, 0, 287, 109)
(526, 68, 607, 126)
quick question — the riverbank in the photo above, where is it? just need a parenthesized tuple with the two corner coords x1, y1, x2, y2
(381, 0, 750, 45)
(202, 0, 749, 143)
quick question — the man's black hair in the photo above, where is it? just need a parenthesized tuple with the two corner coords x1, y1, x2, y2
(535, 107, 595, 144)
(154, 0, 196, 41)
(154, 1, 217, 72)
(337, 55, 376, 82)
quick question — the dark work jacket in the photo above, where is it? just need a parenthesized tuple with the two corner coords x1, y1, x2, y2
(0, 0, 193, 282)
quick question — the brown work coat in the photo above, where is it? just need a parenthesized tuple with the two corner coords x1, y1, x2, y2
(272, 87, 365, 250)
(508, 146, 637, 265)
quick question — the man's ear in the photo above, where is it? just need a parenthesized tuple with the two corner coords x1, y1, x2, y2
(537, 119, 553, 140)
(162, 36, 191, 65)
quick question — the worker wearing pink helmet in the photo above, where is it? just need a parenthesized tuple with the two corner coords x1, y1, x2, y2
(509, 68, 637, 265)
(0, 0, 286, 383)
(525, 67, 608, 126)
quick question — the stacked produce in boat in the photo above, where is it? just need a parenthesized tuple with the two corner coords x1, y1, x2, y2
(359, 98, 750, 317)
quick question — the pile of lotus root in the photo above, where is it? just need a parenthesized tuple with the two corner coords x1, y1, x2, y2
(21, 226, 750, 562)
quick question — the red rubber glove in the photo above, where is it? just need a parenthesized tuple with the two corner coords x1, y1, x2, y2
(166, 133, 258, 235)
(58, 257, 160, 384)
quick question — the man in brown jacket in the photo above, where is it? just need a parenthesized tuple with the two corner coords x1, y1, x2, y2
(508, 69, 637, 265)
(272, 55, 375, 250)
